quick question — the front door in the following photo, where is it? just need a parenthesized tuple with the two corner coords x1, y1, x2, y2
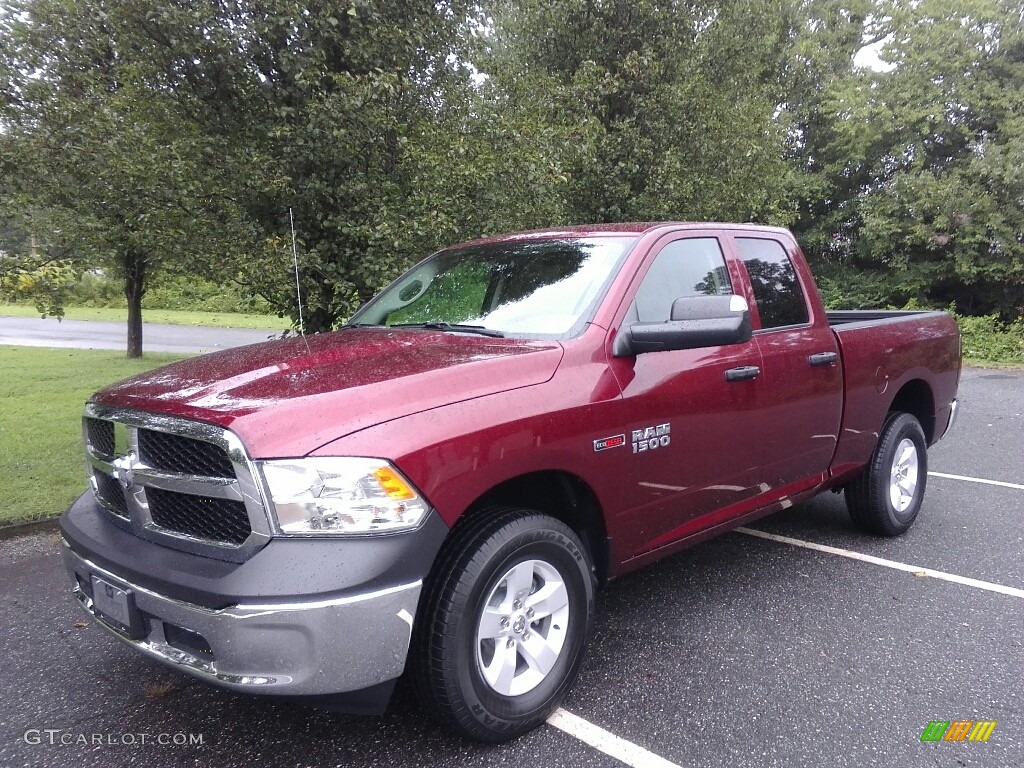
(607, 232, 768, 558)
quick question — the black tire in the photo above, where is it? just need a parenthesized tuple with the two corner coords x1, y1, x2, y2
(845, 412, 928, 536)
(411, 507, 595, 742)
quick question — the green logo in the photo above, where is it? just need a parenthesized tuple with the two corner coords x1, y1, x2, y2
(921, 720, 996, 742)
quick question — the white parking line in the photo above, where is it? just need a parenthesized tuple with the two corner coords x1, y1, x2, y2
(735, 528, 1024, 599)
(545, 469, 1023, 766)
(929, 471, 1024, 491)
(547, 708, 684, 768)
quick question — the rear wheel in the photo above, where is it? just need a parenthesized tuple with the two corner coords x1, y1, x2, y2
(412, 508, 595, 742)
(845, 412, 928, 536)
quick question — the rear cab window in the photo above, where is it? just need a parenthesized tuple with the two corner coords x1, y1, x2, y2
(733, 237, 809, 330)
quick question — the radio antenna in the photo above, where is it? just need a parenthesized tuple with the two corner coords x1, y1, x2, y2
(289, 208, 310, 352)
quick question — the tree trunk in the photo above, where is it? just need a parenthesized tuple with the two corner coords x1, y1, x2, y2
(300, 282, 343, 333)
(124, 251, 146, 358)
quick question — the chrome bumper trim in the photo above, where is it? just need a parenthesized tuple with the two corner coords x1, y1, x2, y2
(64, 542, 421, 695)
(941, 398, 960, 440)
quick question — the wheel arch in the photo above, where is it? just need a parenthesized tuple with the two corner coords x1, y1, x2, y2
(887, 378, 937, 444)
(455, 470, 610, 586)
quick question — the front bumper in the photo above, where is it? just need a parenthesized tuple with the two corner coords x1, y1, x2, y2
(65, 543, 420, 699)
(60, 491, 449, 709)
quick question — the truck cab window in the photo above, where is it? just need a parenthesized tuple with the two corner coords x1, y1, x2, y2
(735, 238, 809, 328)
(633, 238, 732, 322)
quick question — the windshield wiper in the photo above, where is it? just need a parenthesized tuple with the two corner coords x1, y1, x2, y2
(337, 322, 383, 330)
(392, 322, 505, 338)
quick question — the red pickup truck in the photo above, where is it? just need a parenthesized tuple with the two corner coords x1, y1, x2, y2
(60, 223, 960, 741)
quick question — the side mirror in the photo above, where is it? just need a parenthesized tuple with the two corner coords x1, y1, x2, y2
(613, 295, 752, 356)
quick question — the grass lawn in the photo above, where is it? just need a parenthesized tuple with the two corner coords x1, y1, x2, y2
(0, 303, 288, 330)
(0, 346, 187, 526)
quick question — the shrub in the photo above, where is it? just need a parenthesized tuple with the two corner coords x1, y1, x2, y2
(954, 313, 1024, 365)
(61, 271, 272, 314)
(140, 274, 272, 314)
(69, 270, 124, 307)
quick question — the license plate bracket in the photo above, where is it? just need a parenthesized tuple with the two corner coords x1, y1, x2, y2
(91, 575, 144, 639)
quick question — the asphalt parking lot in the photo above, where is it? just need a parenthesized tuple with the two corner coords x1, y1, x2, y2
(1, 367, 1020, 768)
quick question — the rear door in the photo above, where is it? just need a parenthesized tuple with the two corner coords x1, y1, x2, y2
(728, 234, 843, 497)
(608, 231, 766, 557)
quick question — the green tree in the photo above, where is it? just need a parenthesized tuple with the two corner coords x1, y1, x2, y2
(483, 0, 800, 226)
(0, 202, 80, 318)
(0, 1, 263, 356)
(216, 0, 487, 330)
(804, 0, 1024, 318)
(59, 1, 572, 333)
(777, 0, 873, 258)
(2, 0, 583, 342)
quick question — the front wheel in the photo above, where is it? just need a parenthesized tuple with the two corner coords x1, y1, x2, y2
(845, 412, 928, 536)
(412, 508, 595, 742)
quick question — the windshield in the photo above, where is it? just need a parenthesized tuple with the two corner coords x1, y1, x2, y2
(351, 237, 635, 337)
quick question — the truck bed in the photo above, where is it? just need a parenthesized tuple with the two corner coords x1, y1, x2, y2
(826, 309, 950, 327)
(825, 308, 961, 480)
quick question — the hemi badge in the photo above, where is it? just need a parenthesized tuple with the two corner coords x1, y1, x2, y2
(594, 434, 626, 452)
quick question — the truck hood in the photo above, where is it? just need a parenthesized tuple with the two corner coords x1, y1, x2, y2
(92, 328, 564, 457)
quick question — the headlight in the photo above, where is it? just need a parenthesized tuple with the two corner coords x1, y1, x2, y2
(259, 457, 430, 535)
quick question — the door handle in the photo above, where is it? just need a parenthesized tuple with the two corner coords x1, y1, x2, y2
(725, 365, 761, 382)
(808, 351, 838, 366)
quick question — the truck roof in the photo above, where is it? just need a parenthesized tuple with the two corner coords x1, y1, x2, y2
(451, 222, 794, 249)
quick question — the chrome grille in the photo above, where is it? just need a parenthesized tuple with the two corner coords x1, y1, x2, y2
(82, 404, 270, 561)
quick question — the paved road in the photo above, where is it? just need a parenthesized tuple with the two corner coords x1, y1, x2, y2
(0, 315, 279, 354)
(1, 368, 1021, 767)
